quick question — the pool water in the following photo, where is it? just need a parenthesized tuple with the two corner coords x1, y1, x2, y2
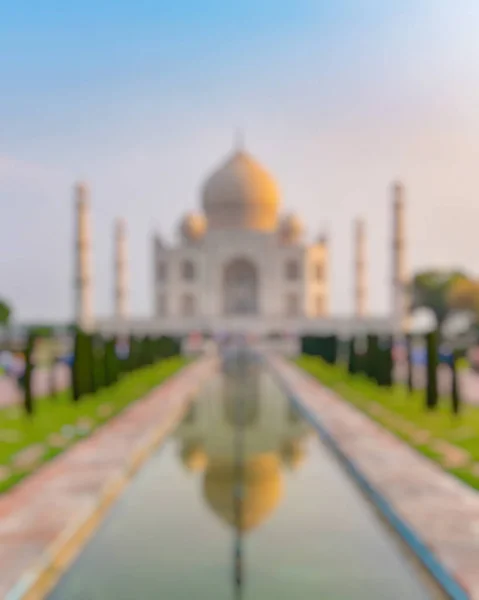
(48, 362, 439, 600)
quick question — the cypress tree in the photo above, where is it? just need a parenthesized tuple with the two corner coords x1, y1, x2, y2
(72, 330, 94, 400)
(425, 329, 439, 410)
(136, 336, 142, 367)
(125, 336, 132, 372)
(148, 336, 154, 363)
(153, 337, 161, 361)
(137, 337, 145, 367)
(307, 335, 314, 356)
(175, 337, 182, 356)
(325, 335, 338, 365)
(161, 336, 170, 358)
(379, 336, 394, 387)
(128, 335, 138, 371)
(143, 336, 152, 365)
(172, 336, 181, 356)
(112, 337, 120, 380)
(23, 332, 35, 416)
(84, 334, 95, 394)
(104, 338, 111, 386)
(308, 335, 314, 358)
(366, 334, 379, 382)
(406, 334, 414, 393)
(118, 336, 129, 374)
(451, 349, 461, 415)
(104, 338, 118, 386)
(91, 335, 106, 391)
(302, 335, 309, 355)
(72, 329, 82, 401)
(387, 336, 395, 386)
(150, 337, 157, 362)
(162, 336, 169, 358)
(347, 337, 357, 375)
(324, 336, 330, 363)
(50, 353, 58, 398)
(355, 336, 367, 376)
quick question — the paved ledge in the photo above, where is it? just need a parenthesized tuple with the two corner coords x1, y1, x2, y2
(267, 354, 479, 600)
(0, 356, 217, 600)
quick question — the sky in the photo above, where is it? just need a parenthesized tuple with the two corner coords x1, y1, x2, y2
(1, 0, 479, 322)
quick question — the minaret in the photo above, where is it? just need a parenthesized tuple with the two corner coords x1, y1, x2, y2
(318, 233, 329, 316)
(391, 182, 409, 332)
(354, 218, 367, 318)
(114, 218, 129, 320)
(74, 182, 94, 331)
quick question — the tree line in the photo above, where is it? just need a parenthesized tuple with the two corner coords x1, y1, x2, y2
(20, 330, 181, 416)
(301, 331, 461, 414)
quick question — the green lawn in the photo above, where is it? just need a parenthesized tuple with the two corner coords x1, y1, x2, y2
(295, 355, 479, 490)
(0, 356, 188, 494)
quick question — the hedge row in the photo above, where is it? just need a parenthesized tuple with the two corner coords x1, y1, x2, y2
(18, 332, 181, 414)
(302, 329, 462, 414)
(71, 333, 181, 401)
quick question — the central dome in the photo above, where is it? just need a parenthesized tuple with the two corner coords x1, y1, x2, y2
(202, 149, 280, 232)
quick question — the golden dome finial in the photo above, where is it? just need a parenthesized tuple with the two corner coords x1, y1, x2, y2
(234, 128, 245, 152)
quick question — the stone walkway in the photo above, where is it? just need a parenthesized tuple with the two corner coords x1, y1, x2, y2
(267, 354, 479, 600)
(0, 356, 216, 600)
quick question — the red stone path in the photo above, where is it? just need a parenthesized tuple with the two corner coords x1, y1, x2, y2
(0, 356, 216, 600)
(268, 354, 479, 600)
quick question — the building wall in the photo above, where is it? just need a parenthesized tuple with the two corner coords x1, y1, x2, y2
(274, 242, 306, 318)
(154, 241, 206, 318)
(154, 229, 307, 320)
(96, 314, 397, 337)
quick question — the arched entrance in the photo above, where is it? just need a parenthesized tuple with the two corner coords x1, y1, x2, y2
(223, 258, 259, 315)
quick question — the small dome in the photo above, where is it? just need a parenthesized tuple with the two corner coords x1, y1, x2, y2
(280, 439, 306, 470)
(202, 149, 280, 232)
(179, 213, 207, 243)
(180, 441, 208, 473)
(279, 213, 304, 244)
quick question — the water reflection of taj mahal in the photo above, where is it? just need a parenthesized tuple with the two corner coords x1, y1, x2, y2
(175, 367, 312, 533)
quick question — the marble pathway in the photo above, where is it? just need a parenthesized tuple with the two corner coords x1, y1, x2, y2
(0, 356, 216, 600)
(268, 354, 479, 600)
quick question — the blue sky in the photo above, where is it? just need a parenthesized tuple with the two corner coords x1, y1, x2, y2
(2, 1, 479, 321)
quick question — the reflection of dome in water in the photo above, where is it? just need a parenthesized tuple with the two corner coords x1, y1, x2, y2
(180, 441, 209, 473)
(281, 439, 306, 470)
(203, 454, 283, 532)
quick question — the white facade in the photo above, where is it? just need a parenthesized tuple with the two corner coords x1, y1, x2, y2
(153, 230, 327, 322)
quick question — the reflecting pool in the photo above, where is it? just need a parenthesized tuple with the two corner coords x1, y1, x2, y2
(48, 360, 441, 599)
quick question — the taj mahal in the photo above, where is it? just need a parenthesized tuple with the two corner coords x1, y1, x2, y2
(73, 141, 409, 338)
